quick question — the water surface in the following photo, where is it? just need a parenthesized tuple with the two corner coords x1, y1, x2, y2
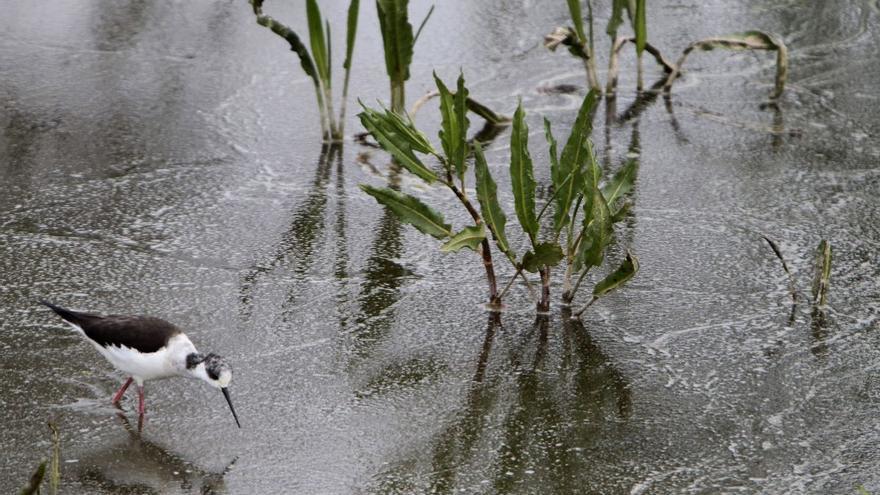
(2, 0, 880, 493)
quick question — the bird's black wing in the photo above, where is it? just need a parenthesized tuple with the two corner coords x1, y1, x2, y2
(41, 301, 181, 353)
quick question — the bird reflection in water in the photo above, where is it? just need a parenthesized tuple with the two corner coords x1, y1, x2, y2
(74, 413, 236, 494)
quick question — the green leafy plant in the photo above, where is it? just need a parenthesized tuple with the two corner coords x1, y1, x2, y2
(250, 0, 360, 142)
(546, 1, 788, 99)
(376, 0, 434, 113)
(359, 73, 509, 308)
(500, 91, 640, 313)
(359, 76, 639, 314)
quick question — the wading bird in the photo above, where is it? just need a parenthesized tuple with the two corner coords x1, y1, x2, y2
(41, 301, 240, 428)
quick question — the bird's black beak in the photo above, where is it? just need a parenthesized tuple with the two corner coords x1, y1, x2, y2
(221, 387, 241, 428)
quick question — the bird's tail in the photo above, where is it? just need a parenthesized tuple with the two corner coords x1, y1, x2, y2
(40, 300, 83, 325)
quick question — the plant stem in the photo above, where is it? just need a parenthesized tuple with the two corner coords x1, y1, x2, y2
(561, 256, 575, 304)
(582, 57, 602, 93)
(498, 265, 523, 301)
(390, 79, 406, 114)
(314, 81, 331, 141)
(322, 82, 339, 142)
(537, 267, 551, 312)
(335, 63, 354, 140)
(446, 177, 500, 307)
(573, 296, 598, 318)
(569, 265, 591, 300)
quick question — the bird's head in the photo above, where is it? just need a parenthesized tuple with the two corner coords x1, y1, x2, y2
(186, 352, 241, 428)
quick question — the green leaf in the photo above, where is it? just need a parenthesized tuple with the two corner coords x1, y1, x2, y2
(566, 0, 586, 43)
(474, 143, 514, 260)
(611, 201, 631, 223)
(634, 0, 646, 56)
(412, 4, 434, 46)
(453, 72, 470, 178)
(554, 90, 599, 232)
(593, 251, 639, 298)
(432, 73, 470, 181)
(306, 0, 330, 86)
(577, 187, 613, 270)
(360, 185, 451, 239)
(543, 118, 559, 176)
(602, 158, 638, 207)
(811, 240, 832, 306)
(252, 12, 319, 85)
(607, 0, 626, 38)
(510, 101, 538, 242)
(343, 0, 361, 70)
(358, 103, 437, 182)
(441, 224, 486, 252)
(522, 242, 565, 273)
(377, 0, 414, 85)
(434, 73, 460, 177)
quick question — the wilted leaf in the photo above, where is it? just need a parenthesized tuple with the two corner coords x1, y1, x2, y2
(593, 250, 639, 298)
(474, 143, 514, 259)
(544, 27, 574, 52)
(360, 185, 451, 239)
(441, 224, 486, 252)
(665, 30, 789, 98)
(522, 242, 565, 273)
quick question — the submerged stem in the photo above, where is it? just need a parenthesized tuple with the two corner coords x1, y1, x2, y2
(537, 268, 551, 312)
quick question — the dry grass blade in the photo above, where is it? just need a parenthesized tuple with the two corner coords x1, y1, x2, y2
(762, 235, 797, 302)
(606, 36, 675, 95)
(663, 31, 788, 99)
(812, 240, 832, 307)
(48, 422, 61, 495)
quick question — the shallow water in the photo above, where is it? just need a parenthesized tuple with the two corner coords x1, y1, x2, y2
(2, 0, 880, 493)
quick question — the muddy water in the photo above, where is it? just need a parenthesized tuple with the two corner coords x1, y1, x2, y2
(2, 0, 880, 493)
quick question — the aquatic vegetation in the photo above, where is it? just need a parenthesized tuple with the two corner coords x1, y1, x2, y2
(662, 31, 788, 99)
(763, 236, 832, 307)
(359, 73, 507, 307)
(359, 77, 638, 313)
(502, 91, 639, 313)
(812, 239, 832, 307)
(376, 0, 434, 113)
(18, 422, 60, 495)
(249, 0, 360, 142)
(546, 1, 788, 98)
(763, 235, 798, 301)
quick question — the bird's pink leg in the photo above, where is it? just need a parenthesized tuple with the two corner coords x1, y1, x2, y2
(111, 377, 134, 405)
(137, 384, 146, 416)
